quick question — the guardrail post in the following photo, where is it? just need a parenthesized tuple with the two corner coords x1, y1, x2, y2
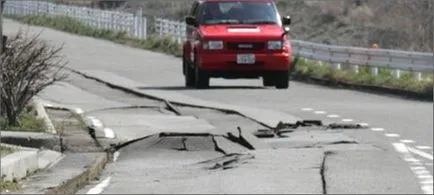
(332, 63, 341, 70)
(352, 64, 359, 74)
(392, 69, 401, 79)
(371, 67, 379, 76)
(413, 72, 422, 81)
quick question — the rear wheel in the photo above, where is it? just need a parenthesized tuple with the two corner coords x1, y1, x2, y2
(275, 71, 290, 89)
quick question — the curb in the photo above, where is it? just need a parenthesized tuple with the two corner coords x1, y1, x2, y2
(43, 153, 108, 195)
(32, 99, 57, 134)
(0, 143, 64, 182)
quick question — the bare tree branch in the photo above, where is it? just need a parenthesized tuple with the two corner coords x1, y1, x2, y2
(0, 29, 68, 126)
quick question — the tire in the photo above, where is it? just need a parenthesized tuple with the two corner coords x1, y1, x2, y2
(262, 76, 275, 87)
(194, 66, 210, 89)
(184, 58, 195, 87)
(275, 71, 290, 89)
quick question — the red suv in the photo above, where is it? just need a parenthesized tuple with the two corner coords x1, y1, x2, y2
(183, 0, 293, 89)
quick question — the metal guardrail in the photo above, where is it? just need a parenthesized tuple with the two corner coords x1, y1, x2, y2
(4, 1, 433, 80)
(3, 0, 147, 39)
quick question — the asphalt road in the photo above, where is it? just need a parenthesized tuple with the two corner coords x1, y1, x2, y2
(4, 19, 433, 194)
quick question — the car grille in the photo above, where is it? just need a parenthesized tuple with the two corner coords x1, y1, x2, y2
(226, 42, 265, 51)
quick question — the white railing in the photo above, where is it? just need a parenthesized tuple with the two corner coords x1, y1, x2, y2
(3, 0, 147, 39)
(4, 1, 433, 81)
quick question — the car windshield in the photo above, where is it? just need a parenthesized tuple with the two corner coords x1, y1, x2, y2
(200, 1, 280, 25)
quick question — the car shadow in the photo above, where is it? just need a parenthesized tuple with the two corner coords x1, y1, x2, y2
(137, 85, 266, 91)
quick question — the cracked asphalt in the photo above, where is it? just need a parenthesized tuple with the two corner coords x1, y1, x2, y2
(4, 19, 432, 194)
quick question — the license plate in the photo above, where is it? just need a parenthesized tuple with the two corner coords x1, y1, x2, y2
(236, 54, 255, 64)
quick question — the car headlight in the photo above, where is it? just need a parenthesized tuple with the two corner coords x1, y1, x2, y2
(268, 41, 283, 50)
(203, 41, 223, 50)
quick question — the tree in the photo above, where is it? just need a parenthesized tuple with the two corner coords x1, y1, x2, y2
(0, 29, 68, 126)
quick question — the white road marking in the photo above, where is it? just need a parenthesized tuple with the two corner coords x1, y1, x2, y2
(113, 151, 120, 162)
(75, 108, 84, 114)
(401, 139, 415, 144)
(358, 123, 369, 127)
(342, 118, 353, 122)
(418, 175, 433, 179)
(405, 158, 421, 163)
(44, 103, 53, 107)
(327, 114, 340, 118)
(371, 127, 385, 132)
(301, 108, 313, 111)
(421, 180, 433, 184)
(92, 119, 103, 128)
(104, 128, 115, 139)
(411, 167, 427, 171)
(408, 147, 434, 161)
(415, 170, 431, 175)
(416, 146, 433, 150)
(87, 176, 112, 194)
(422, 185, 433, 194)
(314, 111, 326, 114)
(393, 143, 410, 153)
(385, 133, 400, 138)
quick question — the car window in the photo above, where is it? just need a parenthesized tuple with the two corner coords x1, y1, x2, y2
(200, 1, 280, 25)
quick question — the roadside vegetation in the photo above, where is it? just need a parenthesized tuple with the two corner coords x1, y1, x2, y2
(0, 25, 68, 132)
(0, 105, 46, 132)
(0, 145, 15, 157)
(0, 178, 21, 193)
(5, 14, 433, 98)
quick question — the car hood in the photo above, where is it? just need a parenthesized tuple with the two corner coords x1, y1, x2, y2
(199, 25, 284, 40)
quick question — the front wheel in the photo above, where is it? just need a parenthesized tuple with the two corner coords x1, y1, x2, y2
(275, 71, 290, 89)
(184, 58, 195, 87)
(194, 66, 210, 89)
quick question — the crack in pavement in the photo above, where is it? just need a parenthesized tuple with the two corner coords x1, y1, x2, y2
(321, 151, 334, 194)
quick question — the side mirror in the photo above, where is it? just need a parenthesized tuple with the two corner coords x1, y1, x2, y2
(185, 16, 198, 27)
(282, 16, 291, 26)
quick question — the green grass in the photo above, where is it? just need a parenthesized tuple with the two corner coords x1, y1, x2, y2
(6, 14, 433, 97)
(0, 146, 15, 157)
(0, 105, 47, 132)
(0, 178, 21, 193)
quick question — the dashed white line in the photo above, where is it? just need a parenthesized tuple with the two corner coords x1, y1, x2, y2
(301, 108, 313, 111)
(385, 133, 400, 138)
(314, 111, 326, 114)
(342, 118, 353, 122)
(415, 170, 431, 175)
(421, 185, 433, 194)
(87, 176, 112, 194)
(411, 167, 427, 171)
(327, 114, 340, 118)
(401, 139, 415, 144)
(371, 127, 385, 132)
(418, 175, 433, 179)
(416, 146, 433, 150)
(104, 128, 115, 139)
(421, 180, 433, 185)
(393, 143, 410, 153)
(408, 147, 434, 161)
(358, 123, 369, 127)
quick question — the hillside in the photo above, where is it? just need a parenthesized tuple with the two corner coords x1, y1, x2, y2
(54, 0, 433, 52)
